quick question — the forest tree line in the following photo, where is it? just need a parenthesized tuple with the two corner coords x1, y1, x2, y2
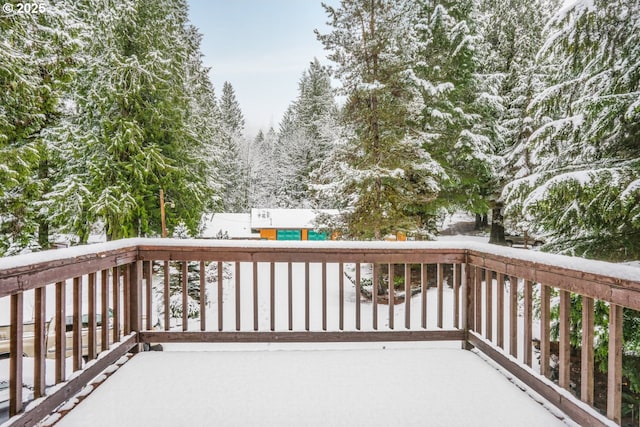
(1, 0, 639, 262)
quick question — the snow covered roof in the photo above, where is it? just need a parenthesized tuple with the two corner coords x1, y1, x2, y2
(200, 213, 258, 239)
(250, 208, 339, 230)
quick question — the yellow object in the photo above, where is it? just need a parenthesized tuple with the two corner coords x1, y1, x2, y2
(302, 229, 308, 240)
(397, 231, 407, 241)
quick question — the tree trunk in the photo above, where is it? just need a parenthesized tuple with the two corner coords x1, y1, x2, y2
(489, 204, 506, 245)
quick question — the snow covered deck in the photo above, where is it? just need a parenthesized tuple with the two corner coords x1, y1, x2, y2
(54, 344, 572, 427)
(3, 238, 638, 427)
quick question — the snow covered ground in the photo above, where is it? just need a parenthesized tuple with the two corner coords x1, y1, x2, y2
(52, 346, 574, 427)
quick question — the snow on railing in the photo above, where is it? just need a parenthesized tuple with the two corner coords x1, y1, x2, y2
(1, 238, 639, 427)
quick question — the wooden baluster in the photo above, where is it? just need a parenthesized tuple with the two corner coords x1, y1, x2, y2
(145, 261, 152, 331)
(72, 276, 83, 370)
(123, 266, 130, 334)
(339, 263, 344, 331)
(9, 292, 24, 417)
(509, 276, 518, 358)
(33, 286, 46, 399)
(355, 263, 361, 331)
(219, 261, 224, 332)
(453, 264, 460, 330)
(475, 267, 482, 334)
(523, 280, 533, 367)
(200, 261, 206, 332)
(55, 281, 66, 384)
(496, 273, 505, 349)
(559, 290, 571, 389)
(101, 269, 110, 351)
(462, 263, 472, 350)
(253, 262, 259, 331)
(607, 304, 623, 424)
(322, 262, 327, 331)
(236, 262, 241, 331)
(270, 262, 275, 332)
(88, 272, 97, 360)
(540, 284, 551, 378)
(485, 270, 493, 342)
(129, 261, 142, 353)
(581, 296, 594, 405)
(438, 264, 445, 329)
(304, 262, 310, 331)
(373, 264, 378, 330)
(388, 263, 394, 330)
(182, 262, 188, 332)
(466, 264, 474, 331)
(404, 263, 411, 329)
(112, 266, 121, 341)
(287, 262, 293, 331)
(421, 263, 427, 329)
(163, 261, 170, 331)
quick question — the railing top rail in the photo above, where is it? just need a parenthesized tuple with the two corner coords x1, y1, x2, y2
(0, 240, 139, 298)
(1, 237, 639, 298)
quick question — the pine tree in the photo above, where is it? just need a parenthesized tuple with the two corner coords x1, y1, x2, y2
(218, 81, 249, 212)
(276, 59, 339, 208)
(248, 127, 280, 208)
(476, 0, 556, 243)
(502, 0, 640, 260)
(50, 0, 217, 240)
(316, 0, 444, 239)
(409, 0, 502, 235)
(0, 1, 81, 254)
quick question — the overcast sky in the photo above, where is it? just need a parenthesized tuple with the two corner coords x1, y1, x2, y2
(186, 0, 338, 138)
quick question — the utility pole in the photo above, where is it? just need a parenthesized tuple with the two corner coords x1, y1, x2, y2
(160, 188, 167, 238)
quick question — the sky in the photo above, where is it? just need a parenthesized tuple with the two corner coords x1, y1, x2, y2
(186, 0, 338, 137)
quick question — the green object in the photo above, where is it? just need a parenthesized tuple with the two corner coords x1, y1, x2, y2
(307, 230, 327, 241)
(276, 229, 301, 240)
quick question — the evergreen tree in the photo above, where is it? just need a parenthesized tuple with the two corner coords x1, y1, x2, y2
(276, 59, 339, 208)
(50, 0, 216, 240)
(0, 1, 81, 254)
(502, 0, 640, 260)
(218, 81, 249, 212)
(316, 0, 444, 239)
(409, 0, 502, 235)
(248, 127, 279, 208)
(476, 0, 556, 243)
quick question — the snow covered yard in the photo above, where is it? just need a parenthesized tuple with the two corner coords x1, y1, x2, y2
(52, 345, 573, 427)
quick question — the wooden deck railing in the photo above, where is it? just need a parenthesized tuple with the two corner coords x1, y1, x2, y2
(1, 238, 639, 427)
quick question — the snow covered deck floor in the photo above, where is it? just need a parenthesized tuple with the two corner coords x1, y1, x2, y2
(55, 344, 572, 427)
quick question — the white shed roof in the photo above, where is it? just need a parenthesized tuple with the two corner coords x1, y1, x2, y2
(250, 208, 339, 230)
(200, 213, 257, 239)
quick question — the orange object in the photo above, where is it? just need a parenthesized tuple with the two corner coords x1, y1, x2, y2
(260, 229, 277, 240)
